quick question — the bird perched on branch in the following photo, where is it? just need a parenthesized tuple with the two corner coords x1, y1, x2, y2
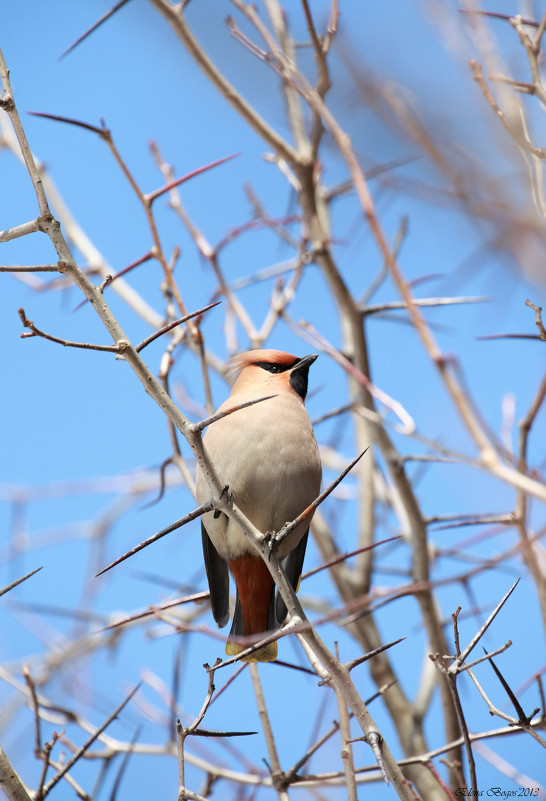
(196, 349, 322, 662)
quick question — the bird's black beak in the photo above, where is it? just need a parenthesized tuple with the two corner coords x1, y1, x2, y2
(292, 353, 318, 371)
(289, 354, 318, 399)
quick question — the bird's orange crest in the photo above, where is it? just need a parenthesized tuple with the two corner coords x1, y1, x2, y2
(226, 349, 299, 383)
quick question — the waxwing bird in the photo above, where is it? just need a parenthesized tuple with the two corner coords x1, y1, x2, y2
(196, 349, 322, 662)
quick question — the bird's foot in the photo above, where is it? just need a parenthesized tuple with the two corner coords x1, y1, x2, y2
(263, 530, 278, 560)
(213, 484, 232, 518)
(264, 525, 291, 560)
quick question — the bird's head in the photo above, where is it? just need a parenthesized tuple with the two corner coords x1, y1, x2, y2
(227, 349, 318, 401)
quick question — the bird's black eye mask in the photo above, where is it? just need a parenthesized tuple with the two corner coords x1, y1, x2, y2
(253, 358, 309, 399)
(253, 360, 298, 374)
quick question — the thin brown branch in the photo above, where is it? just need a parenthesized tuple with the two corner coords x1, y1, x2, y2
(22, 666, 42, 758)
(148, 140, 259, 342)
(190, 394, 278, 434)
(98, 592, 210, 633)
(332, 644, 359, 800)
(345, 638, 406, 675)
(465, 666, 546, 748)
(177, 659, 221, 799)
(423, 761, 457, 801)
(18, 307, 119, 352)
(458, 641, 512, 673)
(59, 0, 133, 58)
(459, 10, 539, 29)
(147, 153, 239, 203)
(28, 111, 106, 137)
(248, 662, 287, 798)
(35, 731, 62, 801)
(319, 638, 406, 686)
(147, 0, 301, 166)
(483, 649, 541, 729)
(41, 685, 140, 798)
(301, 536, 401, 581)
(454, 580, 520, 669)
(270, 448, 369, 550)
(96, 500, 215, 577)
(470, 60, 546, 158)
(135, 301, 221, 352)
(477, 333, 542, 341)
(28, 107, 206, 336)
(429, 658, 477, 795)
(525, 298, 546, 340)
(299, 322, 415, 433)
(0, 566, 42, 597)
(109, 726, 142, 801)
(73, 250, 154, 311)
(300, 0, 331, 154)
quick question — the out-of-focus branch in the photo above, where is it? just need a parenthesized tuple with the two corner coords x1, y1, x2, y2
(470, 60, 546, 159)
(40, 685, 140, 798)
(1, 43, 413, 797)
(147, 0, 301, 166)
(0, 113, 163, 329)
(510, 12, 546, 108)
(0, 749, 33, 801)
(526, 298, 546, 340)
(3, 4, 545, 799)
(515, 351, 546, 632)
(0, 567, 42, 598)
(248, 663, 289, 800)
(332, 646, 359, 800)
(149, 140, 260, 347)
(218, 8, 463, 793)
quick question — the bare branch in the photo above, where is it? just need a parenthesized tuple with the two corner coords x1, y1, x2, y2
(18, 307, 119, 352)
(270, 448, 369, 550)
(98, 592, 210, 633)
(96, 500, 215, 577)
(147, 0, 301, 166)
(59, 0, 133, 59)
(41, 685, 140, 798)
(454, 580, 520, 670)
(0, 218, 42, 243)
(0, 567, 42, 598)
(135, 301, 221, 352)
(190, 394, 278, 434)
(0, 748, 33, 801)
(0, 264, 65, 273)
(525, 298, 546, 340)
(147, 153, 239, 203)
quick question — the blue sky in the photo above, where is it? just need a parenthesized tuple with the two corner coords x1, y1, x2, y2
(1, 2, 545, 799)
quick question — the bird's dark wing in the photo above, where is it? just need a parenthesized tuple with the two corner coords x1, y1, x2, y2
(275, 528, 309, 624)
(201, 522, 230, 628)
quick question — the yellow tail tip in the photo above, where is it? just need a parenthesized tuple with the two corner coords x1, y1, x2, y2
(226, 638, 278, 662)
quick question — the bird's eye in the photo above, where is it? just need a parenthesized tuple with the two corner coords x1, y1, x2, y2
(254, 361, 285, 374)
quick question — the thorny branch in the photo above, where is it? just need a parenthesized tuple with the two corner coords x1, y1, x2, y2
(1, 39, 412, 800)
(2, 4, 546, 801)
